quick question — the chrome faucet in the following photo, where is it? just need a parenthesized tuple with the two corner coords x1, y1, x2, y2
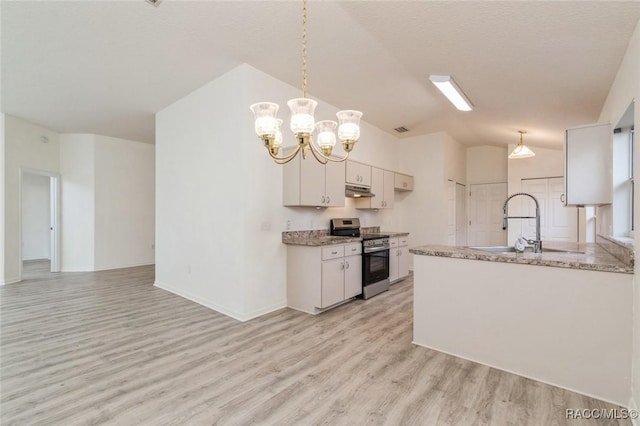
(502, 192, 542, 253)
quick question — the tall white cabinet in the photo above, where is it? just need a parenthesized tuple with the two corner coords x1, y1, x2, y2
(564, 123, 612, 206)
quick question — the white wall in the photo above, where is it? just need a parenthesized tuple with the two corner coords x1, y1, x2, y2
(21, 173, 50, 260)
(467, 146, 508, 184)
(400, 132, 466, 257)
(3, 115, 60, 284)
(598, 18, 640, 414)
(0, 114, 4, 283)
(60, 133, 155, 272)
(94, 135, 155, 271)
(156, 63, 405, 321)
(60, 134, 95, 271)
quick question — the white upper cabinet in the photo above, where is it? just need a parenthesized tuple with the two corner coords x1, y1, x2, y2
(356, 167, 394, 209)
(564, 123, 612, 206)
(345, 160, 372, 187)
(283, 152, 346, 207)
(394, 173, 414, 191)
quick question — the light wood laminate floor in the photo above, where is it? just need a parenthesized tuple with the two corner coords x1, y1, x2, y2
(1, 261, 630, 425)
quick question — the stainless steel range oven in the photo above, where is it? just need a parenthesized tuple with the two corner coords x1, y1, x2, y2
(330, 218, 390, 299)
(361, 234, 391, 299)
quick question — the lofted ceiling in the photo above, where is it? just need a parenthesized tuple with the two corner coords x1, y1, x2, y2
(2, 1, 640, 149)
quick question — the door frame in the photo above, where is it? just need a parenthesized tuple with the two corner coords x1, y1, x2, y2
(19, 167, 61, 278)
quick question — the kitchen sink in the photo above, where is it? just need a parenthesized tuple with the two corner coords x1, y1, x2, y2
(469, 246, 584, 254)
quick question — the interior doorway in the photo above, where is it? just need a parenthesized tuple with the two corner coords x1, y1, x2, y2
(20, 168, 60, 279)
(468, 182, 508, 246)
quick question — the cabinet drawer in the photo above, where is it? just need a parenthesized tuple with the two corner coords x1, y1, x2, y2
(344, 243, 362, 256)
(322, 245, 345, 260)
(389, 238, 399, 248)
(399, 237, 408, 246)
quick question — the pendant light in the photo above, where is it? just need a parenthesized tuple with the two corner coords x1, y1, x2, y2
(509, 130, 535, 159)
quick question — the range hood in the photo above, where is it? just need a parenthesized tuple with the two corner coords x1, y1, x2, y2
(345, 184, 374, 198)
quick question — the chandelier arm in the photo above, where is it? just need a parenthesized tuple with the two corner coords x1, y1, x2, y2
(267, 145, 302, 165)
(307, 141, 330, 164)
(308, 141, 350, 163)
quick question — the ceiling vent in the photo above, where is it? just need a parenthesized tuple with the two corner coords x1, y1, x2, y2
(394, 126, 409, 133)
(145, 0, 162, 6)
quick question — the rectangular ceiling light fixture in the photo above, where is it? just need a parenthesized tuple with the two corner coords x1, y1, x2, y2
(429, 75, 473, 111)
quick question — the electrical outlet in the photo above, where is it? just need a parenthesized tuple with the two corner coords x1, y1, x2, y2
(151, 243, 155, 250)
(285, 220, 291, 230)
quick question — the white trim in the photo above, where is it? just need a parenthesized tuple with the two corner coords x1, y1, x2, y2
(0, 277, 21, 286)
(154, 280, 285, 322)
(61, 263, 155, 273)
(93, 262, 154, 272)
(60, 266, 94, 272)
(630, 397, 639, 426)
(412, 340, 630, 408)
(18, 167, 62, 280)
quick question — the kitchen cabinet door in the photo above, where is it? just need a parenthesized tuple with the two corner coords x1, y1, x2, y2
(383, 170, 395, 208)
(344, 254, 362, 299)
(389, 246, 400, 283)
(398, 247, 410, 280)
(321, 258, 344, 308)
(345, 161, 372, 187)
(325, 160, 346, 207)
(564, 123, 612, 206)
(299, 154, 327, 206)
(370, 167, 385, 208)
(394, 173, 414, 191)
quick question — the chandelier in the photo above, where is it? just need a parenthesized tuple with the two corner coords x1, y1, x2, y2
(249, 0, 362, 165)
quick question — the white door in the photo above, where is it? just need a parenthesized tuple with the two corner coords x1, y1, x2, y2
(522, 177, 578, 242)
(468, 183, 508, 246)
(446, 181, 456, 245)
(455, 183, 467, 246)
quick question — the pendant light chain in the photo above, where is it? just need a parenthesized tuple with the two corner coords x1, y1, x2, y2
(249, 0, 362, 165)
(302, 0, 307, 98)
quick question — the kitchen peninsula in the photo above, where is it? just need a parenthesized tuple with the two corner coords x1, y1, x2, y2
(409, 239, 634, 407)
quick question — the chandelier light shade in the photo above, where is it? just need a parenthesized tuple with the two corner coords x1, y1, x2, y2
(429, 75, 473, 112)
(250, 0, 362, 165)
(509, 130, 535, 159)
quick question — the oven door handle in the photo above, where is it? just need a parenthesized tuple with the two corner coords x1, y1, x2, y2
(363, 246, 390, 254)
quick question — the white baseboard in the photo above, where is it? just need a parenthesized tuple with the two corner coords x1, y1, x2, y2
(61, 266, 94, 272)
(412, 340, 629, 408)
(93, 262, 154, 272)
(154, 280, 285, 322)
(61, 262, 154, 273)
(0, 276, 21, 286)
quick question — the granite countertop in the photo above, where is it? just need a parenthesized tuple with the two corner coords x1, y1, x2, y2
(282, 228, 409, 246)
(282, 235, 362, 246)
(409, 241, 633, 274)
(383, 231, 410, 237)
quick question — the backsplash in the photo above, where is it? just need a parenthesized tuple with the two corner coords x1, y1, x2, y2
(596, 235, 634, 267)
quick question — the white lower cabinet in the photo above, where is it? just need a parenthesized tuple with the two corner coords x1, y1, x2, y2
(389, 236, 410, 283)
(287, 242, 362, 314)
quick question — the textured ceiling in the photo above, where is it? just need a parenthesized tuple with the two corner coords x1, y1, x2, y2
(2, 1, 640, 148)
